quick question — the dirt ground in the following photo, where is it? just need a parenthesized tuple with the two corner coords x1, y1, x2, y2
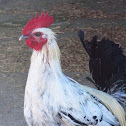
(0, 0, 126, 126)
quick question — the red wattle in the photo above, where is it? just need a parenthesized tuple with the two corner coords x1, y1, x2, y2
(26, 38, 47, 51)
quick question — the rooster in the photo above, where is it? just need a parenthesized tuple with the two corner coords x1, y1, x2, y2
(19, 12, 126, 126)
(78, 30, 126, 112)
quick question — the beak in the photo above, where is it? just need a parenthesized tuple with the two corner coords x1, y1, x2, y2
(19, 35, 28, 41)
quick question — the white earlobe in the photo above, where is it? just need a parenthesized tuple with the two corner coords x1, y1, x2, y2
(42, 34, 47, 39)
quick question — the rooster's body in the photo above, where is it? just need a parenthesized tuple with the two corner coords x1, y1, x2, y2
(78, 30, 126, 112)
(19, 12, 125, 126)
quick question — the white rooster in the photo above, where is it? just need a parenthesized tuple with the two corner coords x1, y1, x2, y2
(19, 12, 126, 126)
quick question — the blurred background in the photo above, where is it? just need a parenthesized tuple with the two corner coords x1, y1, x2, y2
(0, 0, 126, 126)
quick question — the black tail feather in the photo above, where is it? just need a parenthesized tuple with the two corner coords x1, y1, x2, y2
(78, 30, 90, 56)
(78, 31, 126, 111)
(78, 30, 84, 43)
(78, 31, 126, 91)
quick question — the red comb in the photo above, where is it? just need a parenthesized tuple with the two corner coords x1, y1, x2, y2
(23, 12, 54, 36)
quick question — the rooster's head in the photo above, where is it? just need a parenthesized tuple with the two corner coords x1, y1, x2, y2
(19, 12, 54, 51)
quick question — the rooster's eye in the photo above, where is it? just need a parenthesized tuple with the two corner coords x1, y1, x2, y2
(35, 32, 41, 37)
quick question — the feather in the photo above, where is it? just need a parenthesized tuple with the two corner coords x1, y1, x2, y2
(78, 30, 126, 91)
(81, 85, 126, 126)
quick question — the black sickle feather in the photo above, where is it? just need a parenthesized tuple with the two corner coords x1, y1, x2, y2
(78, 30, 90, 56)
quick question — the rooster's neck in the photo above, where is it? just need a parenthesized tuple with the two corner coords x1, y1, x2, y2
(30, 38, 61, 72)
(27, 39, 64, 94)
